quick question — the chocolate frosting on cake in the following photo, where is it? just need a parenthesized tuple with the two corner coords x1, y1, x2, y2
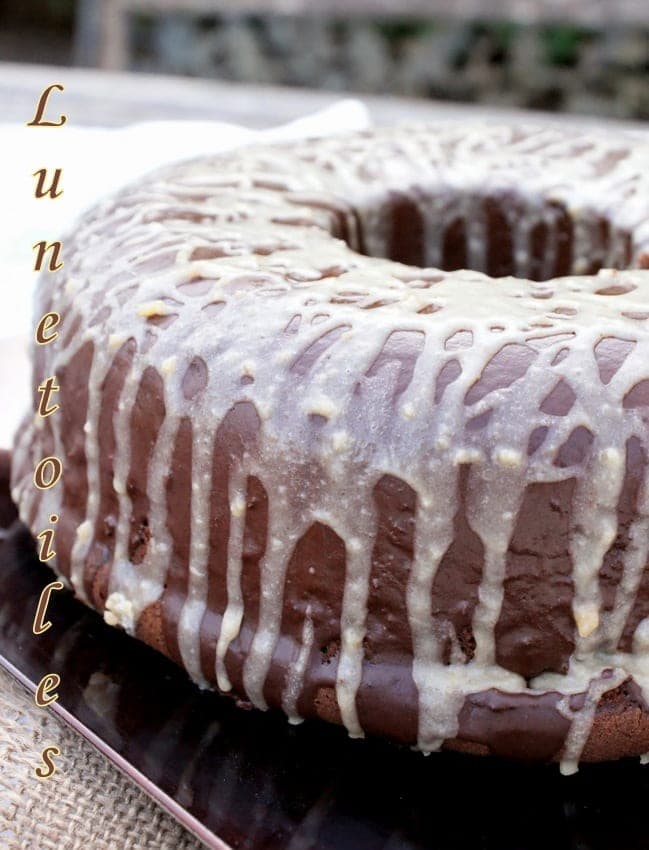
(11, 123, 649, 771)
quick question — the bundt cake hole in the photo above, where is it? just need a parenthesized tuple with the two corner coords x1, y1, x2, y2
(355, 189, 637, 282)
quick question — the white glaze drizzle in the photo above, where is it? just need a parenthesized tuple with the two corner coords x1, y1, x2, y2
(12, 122, 649, 771)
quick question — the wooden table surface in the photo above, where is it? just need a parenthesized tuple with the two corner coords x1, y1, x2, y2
(3, 61, 648, 132)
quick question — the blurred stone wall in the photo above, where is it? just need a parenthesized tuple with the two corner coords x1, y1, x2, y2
(131, 16, 649, 119)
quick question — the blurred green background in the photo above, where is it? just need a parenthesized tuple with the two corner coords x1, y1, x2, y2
(1, 0, 648, 119)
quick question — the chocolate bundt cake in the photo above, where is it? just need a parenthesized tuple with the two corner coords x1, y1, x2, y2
(11, 123, 649, 772)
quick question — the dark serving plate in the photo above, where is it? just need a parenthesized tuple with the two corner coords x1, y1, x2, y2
(1, 467, 649, 850)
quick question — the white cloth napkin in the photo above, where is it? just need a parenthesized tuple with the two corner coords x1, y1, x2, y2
(0, 99, 371, 448)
